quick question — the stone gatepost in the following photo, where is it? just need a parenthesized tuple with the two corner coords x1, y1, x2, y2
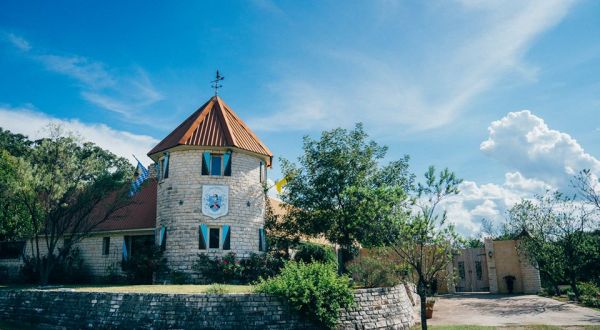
(484, 237, 498, 293)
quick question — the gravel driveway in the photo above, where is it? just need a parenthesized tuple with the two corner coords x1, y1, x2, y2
(428, 293, 600, 326)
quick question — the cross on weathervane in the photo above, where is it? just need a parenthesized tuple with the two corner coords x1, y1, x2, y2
(211, 70, 225, 96)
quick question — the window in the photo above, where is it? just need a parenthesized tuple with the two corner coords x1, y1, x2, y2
(458, 261, 466, 279)
(202, 151, 232, 177)
(475, 261, 482, 280)
(102, 237, 110, 255)
(161, 152, 170, 179)
(211, 155, 222, 176)
(209, 228, 220, 249)
(258, 228, 267, 252)
(0, 241, 25, 259)
(259, 161, 264, 183)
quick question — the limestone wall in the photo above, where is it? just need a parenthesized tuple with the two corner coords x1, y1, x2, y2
(485, 239, 541, 294)
(0, 230, 153, 281)
(156, 149, 266, 274)
(0, 285, 419, 329)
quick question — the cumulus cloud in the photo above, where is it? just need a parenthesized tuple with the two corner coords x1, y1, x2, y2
(0, 105, 158, 165)
(251, 0, 575, 133)
(2, 33, 163, 120)
(481, 110, 600, 189)
(443, 171, 551, 235)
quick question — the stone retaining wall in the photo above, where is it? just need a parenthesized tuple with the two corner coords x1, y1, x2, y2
(0, 285, 418, 329)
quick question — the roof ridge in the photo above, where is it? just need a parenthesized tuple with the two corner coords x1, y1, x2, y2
(214, 96, 237, 146)
(218, 97, 273, 157)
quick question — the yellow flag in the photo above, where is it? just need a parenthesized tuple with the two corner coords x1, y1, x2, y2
(275, 177, 288, 193)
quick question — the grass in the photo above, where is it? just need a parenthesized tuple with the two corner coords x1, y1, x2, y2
(411, 326, 600, 330)
(0, 284, 253, 294)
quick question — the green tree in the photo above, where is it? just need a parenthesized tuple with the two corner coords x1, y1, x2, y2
(386, 166, 462, 330)
(9, 126, 134, 284)
(0, 150, 35, 241)
(0, 128, 32, 158)
(508, 192, 599, 299)
(279, 123, 412, 273)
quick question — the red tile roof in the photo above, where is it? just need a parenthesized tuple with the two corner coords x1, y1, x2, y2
(147, 96, 273, 165)
(93, 179, 157, 232)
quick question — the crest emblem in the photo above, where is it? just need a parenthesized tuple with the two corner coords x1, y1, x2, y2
(202, 185, 229, 219)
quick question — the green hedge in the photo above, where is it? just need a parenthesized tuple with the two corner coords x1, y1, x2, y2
(255, 261, 354, 329)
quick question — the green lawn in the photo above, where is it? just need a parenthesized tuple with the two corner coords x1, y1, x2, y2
(0, 284, 253, 294)
(412, 326, 600, 330)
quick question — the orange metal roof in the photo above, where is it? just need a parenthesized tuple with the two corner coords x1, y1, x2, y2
(148, 96, 272, 165)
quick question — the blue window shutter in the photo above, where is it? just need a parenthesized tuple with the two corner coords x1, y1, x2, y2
(122, 237, 128, 261)
(222, 225, 231, 250)
(223, 151, 232, 176)
(258, 228, 267, 252)
(163, 153, 170, 179)
(199, 224, 208, 250)
(160, 226, 167, 251)
(201, 152, 210, 175)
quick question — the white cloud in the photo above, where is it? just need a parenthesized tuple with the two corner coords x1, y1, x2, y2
(5, 32, 31, 51)
(3, 34, 163, 119)
(481, 110, 600, 189)
(251, 0, 575, 133)
(0, 105, 158, 165)
(443, 171, 551, 235)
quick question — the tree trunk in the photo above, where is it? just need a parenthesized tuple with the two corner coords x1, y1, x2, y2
(418, 280, 427, 330)
(569, 274, 580, 300)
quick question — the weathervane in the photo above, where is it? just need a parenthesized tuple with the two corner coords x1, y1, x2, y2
(211, 70, 225, 96)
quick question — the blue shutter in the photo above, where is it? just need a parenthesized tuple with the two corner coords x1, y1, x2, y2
(199, 224, 208, 250)
(201, 152, 210, 175)
(223, 151, 232, 176)
(222, 225, 231, 250)
(160, 226, 167, 251)
(122, 237, 128, 261)
(258, 228, 267, 252)
(163, 152, 170, 179)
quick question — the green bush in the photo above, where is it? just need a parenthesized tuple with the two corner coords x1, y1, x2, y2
(170, 271, 191, 284)
(293, 243, 336, 264)
(121, 246, 167, 284)
(346, 255, 403, 288)
(576, 282, 600, 308)
(20, 248, 91, 284)
(255, 261, 354, 329)
(205, 283, 229, 294)
(193, 252, 287, 284)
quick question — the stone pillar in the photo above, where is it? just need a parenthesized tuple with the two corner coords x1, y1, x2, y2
(484, 237, 498, 293)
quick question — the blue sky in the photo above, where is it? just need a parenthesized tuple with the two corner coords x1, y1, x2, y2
(1, 0, 599, 234)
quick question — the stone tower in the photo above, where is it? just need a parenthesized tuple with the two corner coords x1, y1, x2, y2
(147, 96, 273, 277)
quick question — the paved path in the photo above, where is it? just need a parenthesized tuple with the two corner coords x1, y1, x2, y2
(429, 293, 600, 326)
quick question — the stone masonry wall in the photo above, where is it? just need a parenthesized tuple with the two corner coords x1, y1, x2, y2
(156, 150, 266, 276)
(0, 285, 419, 330)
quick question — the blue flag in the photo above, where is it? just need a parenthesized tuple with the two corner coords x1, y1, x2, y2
(129, 158, 149, 197)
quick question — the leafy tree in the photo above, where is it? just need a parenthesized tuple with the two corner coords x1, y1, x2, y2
(5, 125, 134, 284)
(573, 169, 600, 211)
(0, 150, 35, 241)
(507, 192, 599, 299)
(386, 166, 462, 330)
(279, 123, 413, 273)
(0, 128, 32, 158)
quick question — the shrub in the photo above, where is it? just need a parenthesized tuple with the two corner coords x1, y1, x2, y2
(170, 271, 190, 284)
(205, 283, 229, 294)
(293, 243, 336, 264)
(576, 282, 600, 308)
(346, 255, 403, 288)
(255, 261, 354, 329)
(193, 252, 287, 284)
(121, 246, 167, 284)
(20, 248, 91, 284)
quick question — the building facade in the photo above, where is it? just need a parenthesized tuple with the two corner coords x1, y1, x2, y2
(0, 95, 273, 283)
